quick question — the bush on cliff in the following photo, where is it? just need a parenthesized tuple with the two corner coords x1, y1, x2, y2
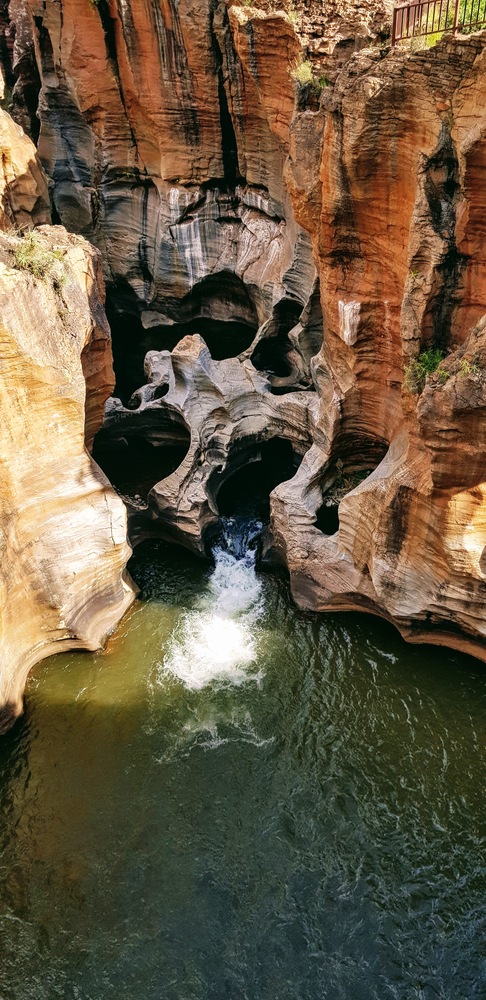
(404, 349, 447, 393)
(13, 230, 63, 279)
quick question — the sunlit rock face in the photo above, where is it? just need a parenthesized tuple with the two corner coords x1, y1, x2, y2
(6, 0, 486, 662)
(276, 35, 486, 660)
(0, 225, 136, 732)
(7, 0, 306, 341)
(0, 107, 49, 229)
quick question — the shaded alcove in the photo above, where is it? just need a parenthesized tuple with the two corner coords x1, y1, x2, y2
(315, 438, 389, 536)
(211, 437, 302, 521)
(315, 502, 340, 536)
(107, 271, 260, 404)
(251, 297, 304, 383)
(92, 412, 191, 505)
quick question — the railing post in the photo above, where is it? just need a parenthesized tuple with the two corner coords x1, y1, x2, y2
(453, 0, 461, 31)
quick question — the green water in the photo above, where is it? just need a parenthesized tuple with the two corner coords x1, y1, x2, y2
(0, 538, 485, 1000)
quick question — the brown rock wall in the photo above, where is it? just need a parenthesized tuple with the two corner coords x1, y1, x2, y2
(4, 2, 486, 667)
(276, 33, 486, 660)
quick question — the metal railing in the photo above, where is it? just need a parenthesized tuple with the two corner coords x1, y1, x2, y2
(392, 0, 486, 43)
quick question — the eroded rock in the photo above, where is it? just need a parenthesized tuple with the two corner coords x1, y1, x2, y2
(0, 226, 136, 731)
(97, 332, 317, 552)
(4, 2, 486, 667)
(0, 107, 49, 229)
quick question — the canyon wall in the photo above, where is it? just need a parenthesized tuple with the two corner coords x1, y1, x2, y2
(278, 33, 486, 657)
(0, 110, 136, 731)
(2, 1, 486, 678)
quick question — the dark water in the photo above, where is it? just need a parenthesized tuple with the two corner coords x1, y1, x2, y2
(0, 533, 485, 1000)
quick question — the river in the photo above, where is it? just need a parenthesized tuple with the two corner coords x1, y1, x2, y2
(0, 519, 485, 999)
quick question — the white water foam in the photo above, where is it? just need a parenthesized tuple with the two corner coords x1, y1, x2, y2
(160, 519, 264, 690)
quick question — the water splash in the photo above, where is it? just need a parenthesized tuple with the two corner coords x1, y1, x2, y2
(161, 517, 264, 689)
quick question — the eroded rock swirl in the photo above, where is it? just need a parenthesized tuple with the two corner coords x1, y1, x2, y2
(0, 217, 136, 732)
(1, 0, 486, 729)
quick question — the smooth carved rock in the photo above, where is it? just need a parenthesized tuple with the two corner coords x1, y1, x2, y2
(0, 227, 136, 732)
(275, 35, 486, 661)
(6, 1, 309, 353)
(0, 108, 50, 230)
(6, 0, 486, 664)
(93, 28, 486, 663)
(98, 333, 318, 552)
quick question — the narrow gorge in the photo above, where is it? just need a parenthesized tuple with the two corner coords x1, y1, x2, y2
(2, 0, 486, 723)
(0, 2, 485, 996)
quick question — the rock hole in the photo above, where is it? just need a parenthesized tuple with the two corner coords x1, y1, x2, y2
(211, 437, 302, 522)
(315, 439, 388, 536)
(92, 412, 191, 506)
(251, 298, 303, 382)
(107, 270, 259, 404)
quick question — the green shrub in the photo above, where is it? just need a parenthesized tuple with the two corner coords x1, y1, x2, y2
(291, 60, 314, 86)
(322, 459, 373, 507)
(13, 230, 64, 280)
(403, 348, 446, 393)
(459, 358, 481, 379)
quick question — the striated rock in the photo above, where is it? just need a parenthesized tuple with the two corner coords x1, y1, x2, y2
(96, 332, 317, 553)
(0, 226, 135, 732)
(0, 107, 50, 229)
(6, 0, 310, 379)
(217, 0, 392, 81)
(5, 0, 486, 665)
(275, 34, 486, 660)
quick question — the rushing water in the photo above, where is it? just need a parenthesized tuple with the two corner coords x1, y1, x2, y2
(0, 519, 485, 1000)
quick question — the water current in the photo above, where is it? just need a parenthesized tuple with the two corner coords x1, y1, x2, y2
(0, 516, 485, 999)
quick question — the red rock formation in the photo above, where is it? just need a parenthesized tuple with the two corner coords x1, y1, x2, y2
(276, 35, 486, 660)
(4, 2, 486, 666)
(7, 0, 306, 329)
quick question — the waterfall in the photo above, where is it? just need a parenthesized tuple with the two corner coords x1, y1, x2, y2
(161, 517, 264, 689)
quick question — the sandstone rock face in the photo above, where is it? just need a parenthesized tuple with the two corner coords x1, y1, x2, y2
(95, 332, 317, 553)
(0, 107, 50, 229)
(7, 0, 303, 293)
(277, 34, 486, 659)
(0, 226, 135, 732)
(5, 1, 486, 664)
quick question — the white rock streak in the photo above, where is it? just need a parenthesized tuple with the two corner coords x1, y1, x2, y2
(338, 300, 360, 346)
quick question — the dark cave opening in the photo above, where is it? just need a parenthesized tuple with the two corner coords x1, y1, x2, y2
(315, 501, 340, 536)
(211, 437, 302, 522)
(92, 413, 191, 505)
(107, 271, 259, 404)
(315, 438, 388, 536)
(108, 314, 258, 404)
(251, 298, 303, 381)
(251, 335, 292, 378)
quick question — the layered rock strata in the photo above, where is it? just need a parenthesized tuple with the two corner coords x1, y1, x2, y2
(277, 34, 486, 658)
(3, 1, 486, 665)
(0, 106, 49, 229)
(0, 222, 135, 732)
